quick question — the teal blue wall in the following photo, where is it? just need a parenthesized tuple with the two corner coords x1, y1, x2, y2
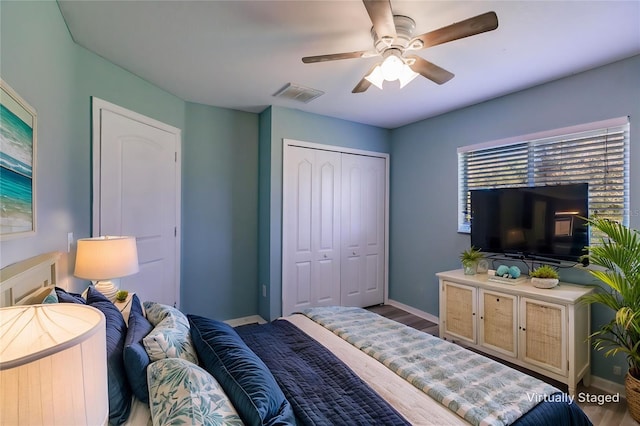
(182, 102, 259, 319)
(0, 0, 80, 275)
(389, 55, 640, 384)
(257, 107, 274, 321)
(0, 1, 185, 288)
(258, 106, 391, 320)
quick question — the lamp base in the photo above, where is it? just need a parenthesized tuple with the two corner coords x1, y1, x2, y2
(94, 280, 118, 302)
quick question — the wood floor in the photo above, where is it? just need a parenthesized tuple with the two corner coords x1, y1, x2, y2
(366, 304, 638, 426)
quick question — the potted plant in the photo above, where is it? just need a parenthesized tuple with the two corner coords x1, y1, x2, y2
(530, 265, 560, 288)
(580, 217, 640, 422)
(460, 246, 483, 275)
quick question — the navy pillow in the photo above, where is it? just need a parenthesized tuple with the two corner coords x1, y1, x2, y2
(86, 286, 132, 425)
(123, 294, 154, 403)
(188, 314, 295, 426)
(54, 287, 86, 304)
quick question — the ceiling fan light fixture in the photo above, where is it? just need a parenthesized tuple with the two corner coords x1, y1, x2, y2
(380, 53, 404, 81)
(365, 51, 418, 90)
(398, 64, 419, 88)
(364, 65, 384, 90)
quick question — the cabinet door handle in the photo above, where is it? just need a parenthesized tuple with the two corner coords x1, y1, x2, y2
(480, 316, 484, 320)
(496, 298, 500, 302)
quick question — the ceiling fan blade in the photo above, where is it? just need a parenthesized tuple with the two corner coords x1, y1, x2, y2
(407, 55, 454, 85)
(352, 77, 372, 93)
(352, 64, 380, 93)
(411, 11, 498, 50)
(302, 50, 371, 63)
(363, 0, 397, 41)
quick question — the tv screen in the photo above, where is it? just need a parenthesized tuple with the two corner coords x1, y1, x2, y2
(470, 183, 589, 262)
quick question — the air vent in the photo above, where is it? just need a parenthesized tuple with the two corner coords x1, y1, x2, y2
(273, 83, 324, 103)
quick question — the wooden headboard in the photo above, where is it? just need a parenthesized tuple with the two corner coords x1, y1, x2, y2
(0, 251, 62, 307)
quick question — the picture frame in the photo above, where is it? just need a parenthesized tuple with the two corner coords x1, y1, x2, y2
(0, 79, 37, 239)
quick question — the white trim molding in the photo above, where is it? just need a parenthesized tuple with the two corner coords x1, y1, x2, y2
(387, 299, 439, 324)
(589, 375, 626, 398)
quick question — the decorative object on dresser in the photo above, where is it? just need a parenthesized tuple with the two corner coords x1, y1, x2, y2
(580, 217, 640, 422)
(459, 246, 484, 275)
(74, 235, 139, 302)
(530, 265, 560, 289)
(487, 265, 527, 285)
(437, 269, 593, 395)
(0, 303, 108, 425)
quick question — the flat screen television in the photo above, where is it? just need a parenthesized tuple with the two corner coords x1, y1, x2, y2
(470, 183, 589, 263)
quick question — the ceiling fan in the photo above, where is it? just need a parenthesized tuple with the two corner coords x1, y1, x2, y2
(301, 0, 498, 93)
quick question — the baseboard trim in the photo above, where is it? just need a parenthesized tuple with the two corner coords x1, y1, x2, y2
(589, 375, 626, 398)
(387, 299, 439, 324)
(225, 315, 267, 327)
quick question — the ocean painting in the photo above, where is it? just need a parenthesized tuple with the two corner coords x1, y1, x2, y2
(0, 81, 35, 237)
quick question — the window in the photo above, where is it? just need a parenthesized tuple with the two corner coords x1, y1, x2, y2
(458, 117, 630, 236)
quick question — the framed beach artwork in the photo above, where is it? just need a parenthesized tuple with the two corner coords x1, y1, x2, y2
(0, 79, 36, 239)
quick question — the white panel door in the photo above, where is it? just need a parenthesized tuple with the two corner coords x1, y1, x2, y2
(341, 154, 386, 307)
(96, 105, 180, 307)
(282, 146, 341, 316)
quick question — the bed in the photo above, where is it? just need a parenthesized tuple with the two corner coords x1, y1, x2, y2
(0, 252, 592, 426)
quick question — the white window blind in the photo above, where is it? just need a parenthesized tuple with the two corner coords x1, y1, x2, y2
(458, 118, 630, 234)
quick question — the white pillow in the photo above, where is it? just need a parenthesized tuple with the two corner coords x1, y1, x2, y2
(147, 358, 242, 426)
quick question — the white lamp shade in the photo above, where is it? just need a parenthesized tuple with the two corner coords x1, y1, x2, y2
(0, 304, 108, 425)
(74, 236, 139, 280)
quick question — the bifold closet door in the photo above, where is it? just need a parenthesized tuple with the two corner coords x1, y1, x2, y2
(340, 154, 386, 308)
(282, 147, 342, 316)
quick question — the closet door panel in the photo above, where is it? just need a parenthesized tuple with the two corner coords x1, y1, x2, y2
(294, 262, 312, 305)
(341, 154, 386, 307)
(343, 256, 361, 297)
(319, 161, 337, 252)
(295, 160, 312, 256)
(283, 147, 341, 315)
(366, 254, 380, 292)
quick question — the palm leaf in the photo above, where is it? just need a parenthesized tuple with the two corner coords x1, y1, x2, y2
(582, 217, 640, 376)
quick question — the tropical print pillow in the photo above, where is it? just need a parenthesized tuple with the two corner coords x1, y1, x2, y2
(148, 358, 243, 426)
(143, 302, 198, 364)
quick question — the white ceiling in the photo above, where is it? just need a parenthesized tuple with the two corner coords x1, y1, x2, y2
(58, 0, 640, 129)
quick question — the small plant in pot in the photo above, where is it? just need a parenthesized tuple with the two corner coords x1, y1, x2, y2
(460, 246, 483, 275)
(580, 217, 640, 422)
(529, 265, 560, 289)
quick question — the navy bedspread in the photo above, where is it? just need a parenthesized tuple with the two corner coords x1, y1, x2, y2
(237, 320, 592, 426)
(512, 395, 592, 426)
(236, 320, 410, 425)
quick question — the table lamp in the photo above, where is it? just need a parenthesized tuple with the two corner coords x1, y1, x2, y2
(74, 235, 139, 301)
(0, 304, 108, 425)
